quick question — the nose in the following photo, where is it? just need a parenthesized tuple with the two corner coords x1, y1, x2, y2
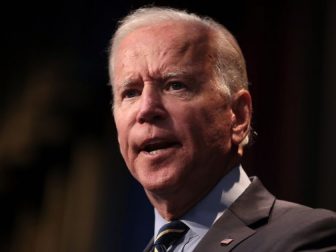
(136, 86, 167, 124)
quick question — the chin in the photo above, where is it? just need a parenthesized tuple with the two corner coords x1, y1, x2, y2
(140, 172, 181, 196)
(132, 160, 188, 193)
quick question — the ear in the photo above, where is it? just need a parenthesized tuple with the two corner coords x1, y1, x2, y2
(231, 90, 252, 146)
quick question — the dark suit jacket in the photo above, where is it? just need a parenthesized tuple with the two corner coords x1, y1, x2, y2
(144, 177, 336, 251)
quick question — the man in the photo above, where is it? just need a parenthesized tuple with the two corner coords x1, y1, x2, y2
(108, 6, 336, 251)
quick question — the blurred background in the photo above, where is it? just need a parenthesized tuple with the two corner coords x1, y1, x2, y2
(1, 0, 336, 251)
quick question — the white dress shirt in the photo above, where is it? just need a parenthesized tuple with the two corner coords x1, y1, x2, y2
(154, 165, 251, 251)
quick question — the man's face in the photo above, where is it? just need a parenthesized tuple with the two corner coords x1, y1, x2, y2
(112, 22, 236, 196)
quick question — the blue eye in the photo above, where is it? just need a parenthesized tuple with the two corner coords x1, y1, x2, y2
(167, 82, 186, 91)
(123, 89, 141, 98)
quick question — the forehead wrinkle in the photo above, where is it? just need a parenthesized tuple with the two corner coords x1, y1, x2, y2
(115, 22, 213, 87)
(145, 46, 199, 82)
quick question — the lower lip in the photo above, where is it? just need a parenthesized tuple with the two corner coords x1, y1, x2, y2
(140, 145, 181, 158)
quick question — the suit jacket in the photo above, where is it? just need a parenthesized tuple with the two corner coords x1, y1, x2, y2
(144, 177, 336, 251)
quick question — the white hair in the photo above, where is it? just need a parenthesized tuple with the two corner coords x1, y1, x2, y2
(109, 7, 248, 94)
(108, 6, 251, 145)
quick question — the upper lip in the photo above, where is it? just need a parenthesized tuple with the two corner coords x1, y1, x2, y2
(136, 137, 181, 153)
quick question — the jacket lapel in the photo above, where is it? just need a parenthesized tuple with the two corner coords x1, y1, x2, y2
(143, 178, 275, 252)
(193, 209, 255, 252)
(194, 177, 276, 252)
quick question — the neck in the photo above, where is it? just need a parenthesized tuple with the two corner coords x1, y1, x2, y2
(146, 148, 241, 221)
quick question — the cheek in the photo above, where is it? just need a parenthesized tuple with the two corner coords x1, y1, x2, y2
(188, 106, 233, 150)
(114, 116, 129, 155)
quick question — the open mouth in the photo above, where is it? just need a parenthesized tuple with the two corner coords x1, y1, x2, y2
(139, 140, 181, 154)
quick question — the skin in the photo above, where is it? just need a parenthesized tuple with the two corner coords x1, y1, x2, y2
(111, 21, 252, 220)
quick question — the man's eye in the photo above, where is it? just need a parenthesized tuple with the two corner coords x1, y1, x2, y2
(166, 82, 187, 91)
(122, 89, 141, 99)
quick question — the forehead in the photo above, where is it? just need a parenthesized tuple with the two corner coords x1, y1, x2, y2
(119, 21, 210, 45)
(112, 22, 213, 78)
(121, 21, 209, 45)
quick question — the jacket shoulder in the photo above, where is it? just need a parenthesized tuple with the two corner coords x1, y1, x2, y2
(263, 200, 336, 250)
(231, 178, 336, 251)
(271, 199, 336, 224)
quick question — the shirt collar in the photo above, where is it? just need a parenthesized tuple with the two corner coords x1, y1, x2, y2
(154, 165, 251, 238)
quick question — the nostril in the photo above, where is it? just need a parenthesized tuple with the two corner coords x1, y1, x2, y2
(137, 112, 163, 124)
(152, 114, 163, 121)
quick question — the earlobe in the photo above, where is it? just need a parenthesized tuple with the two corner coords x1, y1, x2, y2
(231, 90, 252, 145)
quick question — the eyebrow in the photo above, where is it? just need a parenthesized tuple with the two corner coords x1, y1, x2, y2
(161, 70, 189, 80)
(115, 77, 140, 92)
(116, 69, 192, 92)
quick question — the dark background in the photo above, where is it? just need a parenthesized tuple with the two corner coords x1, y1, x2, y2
(1, 0, 336, 251)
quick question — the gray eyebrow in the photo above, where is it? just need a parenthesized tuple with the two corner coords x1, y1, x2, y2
(115, 77, 140, 92)
(115, 70, 190, 92)
(161, 70, 188, 79)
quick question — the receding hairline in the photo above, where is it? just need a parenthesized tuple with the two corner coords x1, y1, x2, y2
(111, 21, 220, 90)
(108, 7, 247, 86)
(110, 7, 211, 51)
(109, 7, 240, 56)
